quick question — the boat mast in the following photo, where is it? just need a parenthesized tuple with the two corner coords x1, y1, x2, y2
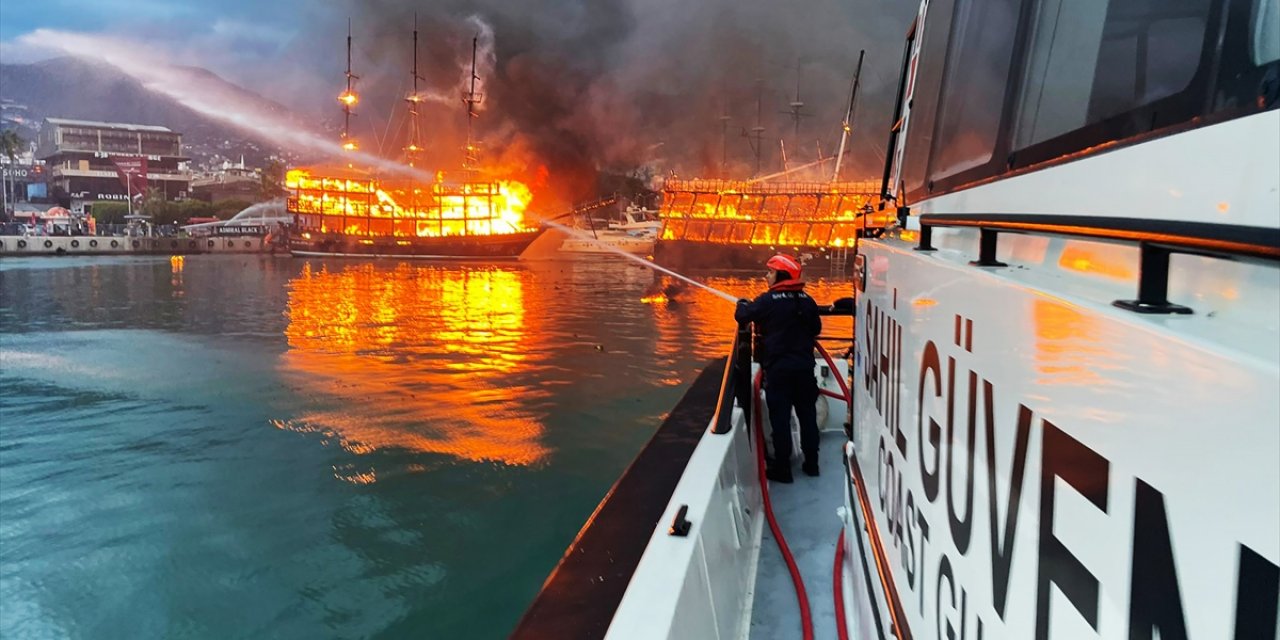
(461, 35, 484, 175)
(405, 14, 423, 167)
(339, 18, 360, 151)
(831, 49, 864, 183)
(718, 100, 731, 178)
(786, 57, 806, 139)
(743, 79, 765, 177)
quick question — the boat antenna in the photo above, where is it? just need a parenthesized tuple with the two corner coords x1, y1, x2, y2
(831, 49, 864, 183)
(339, 18, 360, 151)
(405, 13, 424, 166)
(461, 34, 484, 174)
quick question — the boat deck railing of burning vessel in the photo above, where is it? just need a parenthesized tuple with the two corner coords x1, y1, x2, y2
(285, 168, 533, 239)
(652, 177, 895, 269)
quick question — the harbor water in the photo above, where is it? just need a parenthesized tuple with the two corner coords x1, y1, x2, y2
(0, 254, 851, 639)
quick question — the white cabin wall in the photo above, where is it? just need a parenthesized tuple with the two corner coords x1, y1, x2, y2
(915, 110, 1280, 229)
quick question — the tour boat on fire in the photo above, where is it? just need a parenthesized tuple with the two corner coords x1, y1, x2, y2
(284, 167, 543, 260)
(284, 25, 544, 260)
(512, 0, 1280, 637)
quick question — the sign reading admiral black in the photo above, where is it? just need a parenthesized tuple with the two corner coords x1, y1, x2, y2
(213, 225, 265, 236)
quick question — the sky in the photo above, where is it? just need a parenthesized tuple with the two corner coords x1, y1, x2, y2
(1, 0, 337, 109)
(1, 0, 307, 59)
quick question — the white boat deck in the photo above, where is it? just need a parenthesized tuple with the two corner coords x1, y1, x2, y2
(749, 429, 848, 640)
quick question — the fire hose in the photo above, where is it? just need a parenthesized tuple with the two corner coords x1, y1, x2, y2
(815, 342, 853, 640)
(753, 368, 814, 640)
(752, 342, 852, 640)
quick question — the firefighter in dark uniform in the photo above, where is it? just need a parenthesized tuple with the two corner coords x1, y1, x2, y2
(735, 254, 822, 483)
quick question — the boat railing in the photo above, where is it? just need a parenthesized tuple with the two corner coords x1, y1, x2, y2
(710, 322, 754, 435)
(711, 297, 857, 435)
(914, 213, 1280, 314)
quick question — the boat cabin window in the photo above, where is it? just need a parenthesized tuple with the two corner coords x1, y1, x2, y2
(1253, 0, 1280, 64)
(901, 0, 957, 198)
(894, 0, 1279, 201)
(929, 0, 1021, 180)
(1012, 0, 1216, 151)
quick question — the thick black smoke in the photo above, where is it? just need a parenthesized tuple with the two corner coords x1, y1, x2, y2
(315, 0, 916, 205)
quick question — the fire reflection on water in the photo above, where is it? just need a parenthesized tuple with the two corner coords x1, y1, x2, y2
(277, 262, 549, 473)
(274, 260, 856, 481)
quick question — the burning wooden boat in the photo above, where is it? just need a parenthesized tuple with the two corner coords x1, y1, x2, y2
(284, 167, 542, 259)
(652, 178, 893, 270)
(284, 22, 544, 260)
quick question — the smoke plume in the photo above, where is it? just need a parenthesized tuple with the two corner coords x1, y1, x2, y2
(328, 0, 917, 202)
(18, 0, 918, 208)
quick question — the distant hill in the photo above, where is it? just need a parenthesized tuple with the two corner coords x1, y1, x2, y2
(0, 56, 309, 168)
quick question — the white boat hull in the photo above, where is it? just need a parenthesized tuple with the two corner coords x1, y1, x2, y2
(558, 234, 655, 255)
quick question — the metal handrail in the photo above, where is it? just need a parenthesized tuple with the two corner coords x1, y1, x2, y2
(710, 322, 753, 435)
(915, 213, 1280, 314)
(915, 214, 1280, 261)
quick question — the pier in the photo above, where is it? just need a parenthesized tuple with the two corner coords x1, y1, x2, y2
(0, 234, 270, 256)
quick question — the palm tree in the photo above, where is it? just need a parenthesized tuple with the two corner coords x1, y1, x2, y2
(0, 130, 23, 220)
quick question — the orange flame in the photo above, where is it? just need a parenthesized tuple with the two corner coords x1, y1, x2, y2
(658, 179, 885, 248)
(286, 167, 534, 238)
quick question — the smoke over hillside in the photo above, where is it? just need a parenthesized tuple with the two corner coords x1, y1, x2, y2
(12, 0, 917, 205)
(326, 0, 916, 200)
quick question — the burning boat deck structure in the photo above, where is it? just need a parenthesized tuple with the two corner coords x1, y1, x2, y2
(652, 178, 891, 271)
(283, 25, 545, 260)
(285, 168, 542, 259)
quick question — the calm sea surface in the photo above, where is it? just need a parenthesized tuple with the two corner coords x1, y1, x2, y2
(0, 254, 851, 639)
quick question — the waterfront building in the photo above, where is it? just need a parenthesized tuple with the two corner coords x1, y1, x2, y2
(36, 118, 190, 215)
(190, 159, 261, 202)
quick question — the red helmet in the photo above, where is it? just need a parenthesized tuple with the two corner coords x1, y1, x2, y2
(766, 253, 802, 280)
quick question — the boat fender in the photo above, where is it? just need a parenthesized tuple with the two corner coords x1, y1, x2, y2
(188, 240, 196, 249)
(132, 240, 140, 249)
(17, 239, 26, 248)
(815, 394, 829, 428)
(110, 240, 119, 248)
(208, 239, 215, 248)
(71, 240, 80, 248)
(90, 239, 99, 248)
(44, 240, 53, 249)
(171, 240, 178, 249)
(244, 240, 252, 248)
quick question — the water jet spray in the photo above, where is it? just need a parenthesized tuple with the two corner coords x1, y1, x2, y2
(541, 221, 739, 304)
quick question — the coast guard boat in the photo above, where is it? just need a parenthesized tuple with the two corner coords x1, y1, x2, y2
(514, 0, 1280, 637)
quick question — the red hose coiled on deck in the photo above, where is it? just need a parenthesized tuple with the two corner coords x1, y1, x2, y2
(753, 369, 815, 640)
(816, 342, 853, 639)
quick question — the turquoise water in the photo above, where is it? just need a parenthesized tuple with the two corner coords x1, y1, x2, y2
(0, 255, 850, 639)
